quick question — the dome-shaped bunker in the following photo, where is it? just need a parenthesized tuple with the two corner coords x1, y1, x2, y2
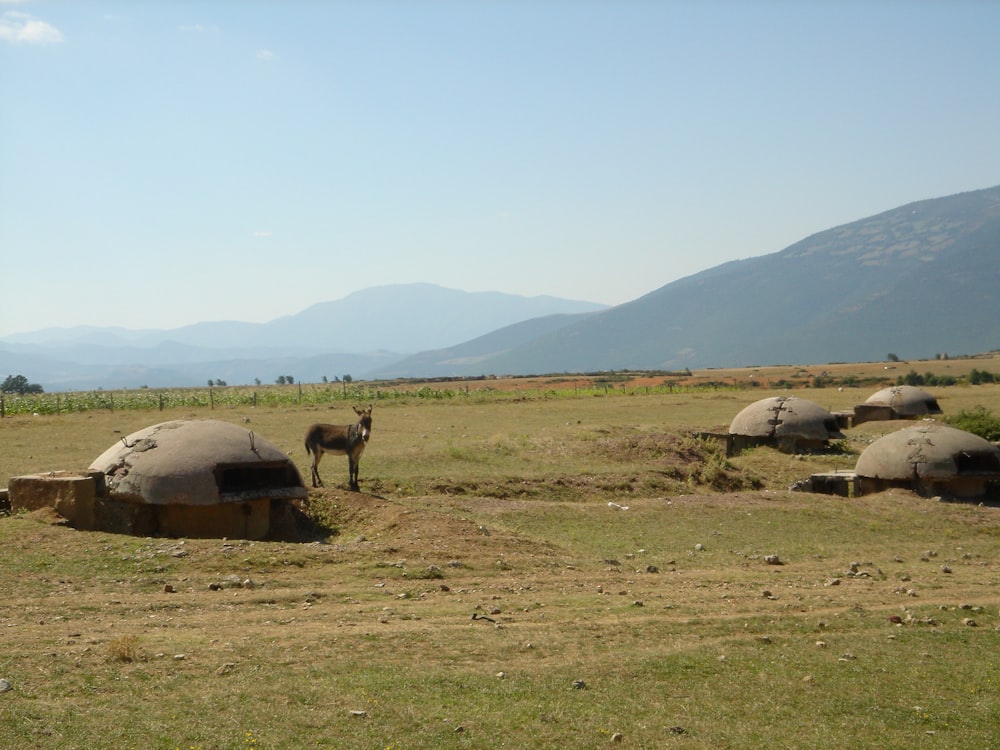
(88, 419, 308, 539)
(728, 396, 845, 453)
(852, 385, 942, 425)
(855, 422, 1000, 498)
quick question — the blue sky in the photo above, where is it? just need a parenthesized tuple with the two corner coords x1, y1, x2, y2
(1, 0, 998, 337)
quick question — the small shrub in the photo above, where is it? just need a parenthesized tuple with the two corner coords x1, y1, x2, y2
(108, 635, 140, 663)
(945, 406, 1000, 442)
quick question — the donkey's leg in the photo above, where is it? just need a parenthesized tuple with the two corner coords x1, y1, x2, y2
(348, 454, 359, 491)
(310, 449, 324, 488)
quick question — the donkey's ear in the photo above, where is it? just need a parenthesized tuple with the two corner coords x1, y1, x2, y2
(353, 406, 363, 415)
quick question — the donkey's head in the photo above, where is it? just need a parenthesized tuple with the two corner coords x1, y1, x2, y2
(353, 405, 373, 442)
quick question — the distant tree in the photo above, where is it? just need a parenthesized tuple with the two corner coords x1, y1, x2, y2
(276, 375, 294, 385)
(214, 379, 227, 387)
(343, 374, 353, 384)
(208, 379, 214, 387)
(276, 375, 287, 385)
(887, 353, 900, 362)
(1, 374, 44, 395)
(254, 378, 261, 386)
(969, 369, 997, 385)
(322, 376, 328, 384)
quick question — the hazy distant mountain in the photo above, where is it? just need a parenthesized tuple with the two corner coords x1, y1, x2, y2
(372, 313, 602, 378)
(412, 185, 1000, 375)
(0, 285, 606, 390)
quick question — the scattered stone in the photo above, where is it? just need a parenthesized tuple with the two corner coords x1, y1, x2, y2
(646, 565, 659, 574)
(0, 679, 11, 693)
(215, 663, 236, 675)
(573, 679, 587, 690)
(496, 672, 506, 679)
(350, 710, 367, 718)
(962, 618, 978, 627)
(632, 600, 644, 607)
(764, 554, 783, 565)
(668, 726, 686, 735)
(940, 565, 952, 574)
(163, 584, 175, 593)
(694, 544, 705, 552)
(611, 731, 624, 742)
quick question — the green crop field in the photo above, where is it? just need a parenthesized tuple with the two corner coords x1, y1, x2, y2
(3, 359, 1000, 749)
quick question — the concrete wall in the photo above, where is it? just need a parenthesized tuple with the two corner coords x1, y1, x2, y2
(8, 471, 281, 540)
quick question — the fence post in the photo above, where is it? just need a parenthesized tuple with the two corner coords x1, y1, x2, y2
(1, 392, 4, 418)
(210, 387, 215, 410)
(159, 394, 164, 411)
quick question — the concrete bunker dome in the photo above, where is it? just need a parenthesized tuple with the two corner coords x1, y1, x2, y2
(855, 422, 1000, 498)
(728, 396, 845, 452)
(88, 419, 308, 538)
(852, 385, 942, 425)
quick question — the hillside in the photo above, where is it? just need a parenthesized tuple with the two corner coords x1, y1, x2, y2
(398, 185, 1000, 375)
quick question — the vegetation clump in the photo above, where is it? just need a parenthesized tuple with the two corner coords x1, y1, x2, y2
(896, 369, 958, 387)
(945, 405, 1000, 442)
(1, 374, 43, 395)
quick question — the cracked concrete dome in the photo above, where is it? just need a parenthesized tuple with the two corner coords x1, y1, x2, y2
(855, 423, 1000, 484)
(90, 419, 306, 506)
(863, 385, 942, 417)
(729, 396, 845, 442)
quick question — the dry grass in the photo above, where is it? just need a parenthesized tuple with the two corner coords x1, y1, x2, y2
(3, 360, 1000, 748)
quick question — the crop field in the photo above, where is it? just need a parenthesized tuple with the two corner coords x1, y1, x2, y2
(2, 357, 1000, 749)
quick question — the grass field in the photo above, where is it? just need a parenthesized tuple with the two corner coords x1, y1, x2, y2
(2, 358, 1000, 749)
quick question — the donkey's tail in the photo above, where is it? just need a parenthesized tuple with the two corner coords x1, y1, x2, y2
(304, 440, 313, 456)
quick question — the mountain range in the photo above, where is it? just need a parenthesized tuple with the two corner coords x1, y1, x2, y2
(2, 185, 999, 390)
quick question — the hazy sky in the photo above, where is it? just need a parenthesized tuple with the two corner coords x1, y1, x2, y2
(2, 0, 998, 337)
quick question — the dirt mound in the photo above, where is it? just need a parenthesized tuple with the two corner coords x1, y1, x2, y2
(304, 490, 566, 570)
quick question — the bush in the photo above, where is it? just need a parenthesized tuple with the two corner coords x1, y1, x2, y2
(945, 406, 1000, 442)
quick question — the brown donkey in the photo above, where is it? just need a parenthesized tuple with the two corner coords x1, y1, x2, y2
(304, 405, 373, 490)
